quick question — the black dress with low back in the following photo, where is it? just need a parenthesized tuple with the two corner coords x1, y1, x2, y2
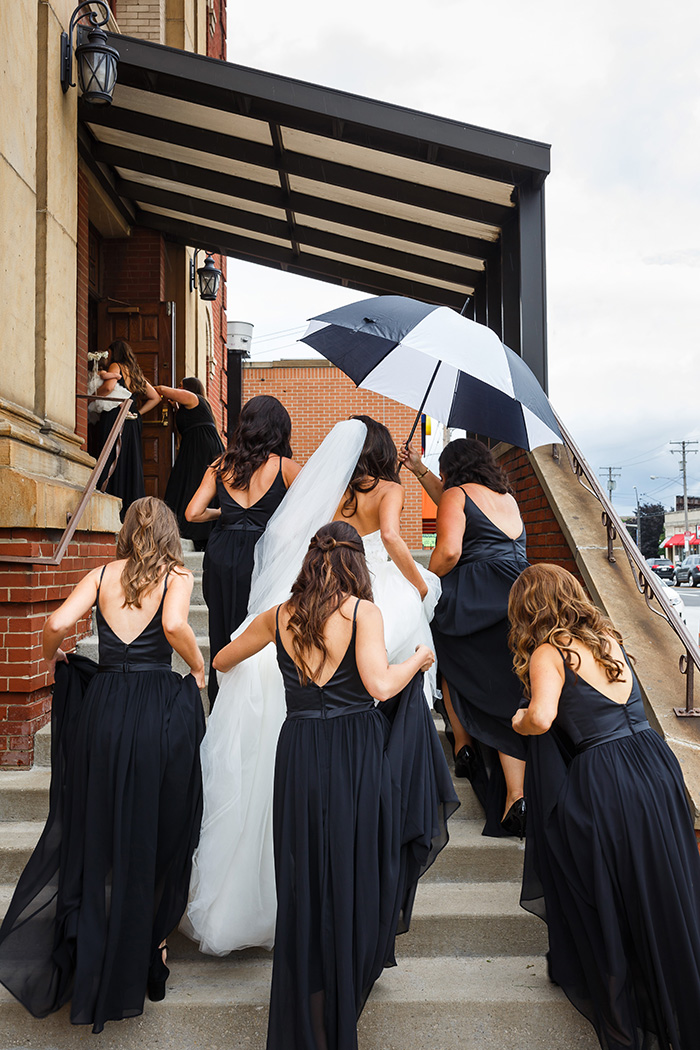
(97, 371, 145, 521)
(432, 489, 529, 834)
(522, 652, 700, 1050)
(164, 395, 224, 550)
(203, 457, 287, 704)
(0, 570, 205, 1034)
(267, 602, 459, 1050)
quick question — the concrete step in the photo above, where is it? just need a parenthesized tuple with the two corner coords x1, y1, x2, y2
(0, 816, 523, 887)
(183, 551, 204, 573)
(0, 764, 480, 825)
(0, 877, 545, 960)
(0, 768, 51, 822)
(0, 954, 597, 1050)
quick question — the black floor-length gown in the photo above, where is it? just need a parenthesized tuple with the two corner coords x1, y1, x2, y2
(522, 652, 700, 1050)
(96, 375, 145, 521)
(164, 396, 224, 549)
(431, 490, 529, 835)
(267, 602, 459, 1050)
(203, 458, 287, 704)
(0, 572, 205, 1034)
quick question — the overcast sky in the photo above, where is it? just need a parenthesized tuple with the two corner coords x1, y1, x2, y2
(224, 0, 700, 515)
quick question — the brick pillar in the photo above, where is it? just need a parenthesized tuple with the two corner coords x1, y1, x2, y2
(499, 446, 582, 579)
(0, 531, 116, 767)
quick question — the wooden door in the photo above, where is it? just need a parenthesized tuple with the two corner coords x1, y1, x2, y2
(98, 302, 175, 497)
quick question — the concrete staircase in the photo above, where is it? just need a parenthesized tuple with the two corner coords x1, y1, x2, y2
(0, 544, 598, 1049)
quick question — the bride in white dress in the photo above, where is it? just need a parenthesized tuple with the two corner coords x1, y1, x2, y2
(182, 417, 440, 954)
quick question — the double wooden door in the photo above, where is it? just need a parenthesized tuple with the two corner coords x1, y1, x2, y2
(98, 302, 175, 498)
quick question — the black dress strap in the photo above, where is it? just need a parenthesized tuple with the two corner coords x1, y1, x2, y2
(352, 598, 361, 626)
(97, 566, 107, 594)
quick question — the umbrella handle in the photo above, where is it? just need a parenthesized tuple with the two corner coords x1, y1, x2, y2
(400, 361, 442, 469)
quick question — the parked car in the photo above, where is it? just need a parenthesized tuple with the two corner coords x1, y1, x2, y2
(656, 576, 686, 623)
(645, 556, 676, 582)
(674, 552, 700, 587)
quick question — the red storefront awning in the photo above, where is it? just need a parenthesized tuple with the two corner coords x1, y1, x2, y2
(662, 533, 700, 548)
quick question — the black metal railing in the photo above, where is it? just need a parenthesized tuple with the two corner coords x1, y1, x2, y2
(0, 397, 132, 567)
(555, 413, 700, 717)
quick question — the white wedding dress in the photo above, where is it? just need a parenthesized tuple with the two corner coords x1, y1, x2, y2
(182, 420, 440, 955)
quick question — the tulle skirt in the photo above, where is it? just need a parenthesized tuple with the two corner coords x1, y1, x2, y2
(0, 656, 204, 1034)
(183, 545, 442, 954)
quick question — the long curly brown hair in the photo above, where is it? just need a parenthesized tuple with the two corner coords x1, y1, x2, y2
(109, 340, 148, 405)
(508, 563, 630, 698)
(285, 522, 373, 685)
(116, 497, 185, 608)
(340, 415, 400, 517)
(214, 395, 292, 489)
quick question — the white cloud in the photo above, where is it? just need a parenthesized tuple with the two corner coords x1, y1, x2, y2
(225, 0, 700, 513)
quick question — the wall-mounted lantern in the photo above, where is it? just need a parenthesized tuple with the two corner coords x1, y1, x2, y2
(61, 1, 119, 105)
(190, 250, 222, 302)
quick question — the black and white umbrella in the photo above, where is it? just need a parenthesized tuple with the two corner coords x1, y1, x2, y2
(300, 295, 561, 451)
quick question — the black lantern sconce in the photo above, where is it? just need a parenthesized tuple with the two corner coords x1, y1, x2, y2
(61, 1, 119, 105)
(190, 250, 222, 302)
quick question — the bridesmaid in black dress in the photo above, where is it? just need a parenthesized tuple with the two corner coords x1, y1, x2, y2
(0, 498, 206, 1034)
(509, 564, 700, 1050)
(95, 340, 161, 520)
(212, 522, 458, 1050)
(157, 377, 224, 550)
(186, 395, 301, 706)
(403, 438, 529, 837)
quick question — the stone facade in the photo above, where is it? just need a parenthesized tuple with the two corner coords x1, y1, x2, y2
(0, 0, 228, 765)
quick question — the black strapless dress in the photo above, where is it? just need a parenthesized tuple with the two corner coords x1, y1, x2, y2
(96, 375, 145, 521)
(522, 653, 700, 1050)
(0, 572, 205, 1034)
(432, 489, 529, 835)
(203, 459, 287, 704)
(164, 396, 224, 550)
(267, 603, 459, 1050)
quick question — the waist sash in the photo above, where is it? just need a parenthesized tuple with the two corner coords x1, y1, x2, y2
(98, 662, 173, 673)
(576, 720, 651, 754)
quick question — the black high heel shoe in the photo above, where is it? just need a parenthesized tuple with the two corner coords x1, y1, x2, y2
(454, 744, 478, 780)
(501, 797, 526, 839)
(147, 943, 170, 1002)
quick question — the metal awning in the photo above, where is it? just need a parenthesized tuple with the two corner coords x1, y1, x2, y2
(79, 34, 551, 386)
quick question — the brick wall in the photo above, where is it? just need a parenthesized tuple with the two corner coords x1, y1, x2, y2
(75, 167, 90, 444)
(115, 0, 165, 42)
(0, 530, 117, 767)
(499, 446, 581, 578)
(102, 228, 165, 304)
(206, 0, 226, 60)
(242, 362, 424, 548)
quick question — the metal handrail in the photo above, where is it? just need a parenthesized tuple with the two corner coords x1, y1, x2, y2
(555, 412, 700, 716)
(0, 397, 132, 567)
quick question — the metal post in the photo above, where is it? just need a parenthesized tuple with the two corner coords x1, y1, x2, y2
(226, 321, 254, 444)
(671, 440, 698, 554)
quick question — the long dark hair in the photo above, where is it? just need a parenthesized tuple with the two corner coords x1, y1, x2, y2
(439, 438, 512, 494)
(116, 497, 184, 608)
(286, 522, 373, 685)
(341, 415, 400, 517)
(181, 376, 214, 418)
(109, 340, 148, 404)
(214, 395, 292, 488)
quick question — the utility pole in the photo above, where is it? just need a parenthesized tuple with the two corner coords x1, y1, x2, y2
(633, 485, 641, 547)
(599, 466, 621, 503)
(670, 440, 698, 553)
